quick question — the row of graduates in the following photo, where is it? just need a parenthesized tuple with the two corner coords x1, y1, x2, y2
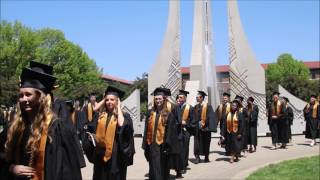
(268, 92, 320, 148)
(0, 61, 136, 180)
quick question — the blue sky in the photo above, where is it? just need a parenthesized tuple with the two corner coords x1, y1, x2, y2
(1, 0, 319, 81)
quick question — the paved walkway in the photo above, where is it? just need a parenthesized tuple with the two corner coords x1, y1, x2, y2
(81, 135, 319, 180)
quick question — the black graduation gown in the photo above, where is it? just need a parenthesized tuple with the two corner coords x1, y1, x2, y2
(193, 103, 217, 157)
(177, 104, 194, 169)
(142, 109, 179, 180)
(83, 104, 99, 133)
(221, 112, 243, 155)
(246, 105, 259, 146)
(0, 118, 85, 180)
(285, 106, 294, 140)
(82, 112, 135, 180)
(304, 103, 320, 139)
(239, 107, 249, 150)
(216, 103, 230, 134)
(268, 102, 286, 144)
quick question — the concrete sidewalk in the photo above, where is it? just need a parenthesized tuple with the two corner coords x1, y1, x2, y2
(81, 135, 319, 180)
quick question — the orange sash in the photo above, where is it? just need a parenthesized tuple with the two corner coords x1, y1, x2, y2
(146, 111, 165, 145)
(71, 111, 76, 125)
(306, 103, 319, 119)
(167, 102, 172, 112)
(218, 103, 231, 122)
(272, 100, 282, 116)
(226, 112, 238, 133)
(87, 103, 93, 122)
(32, 115, 52, 180)
(201, 103, 208, 128)
(95, 113, 117, 162)
(182, 104, 191, 122)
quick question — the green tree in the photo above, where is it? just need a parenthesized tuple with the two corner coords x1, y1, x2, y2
(0, 20, 105, 106)
(266, 53, 319, 104)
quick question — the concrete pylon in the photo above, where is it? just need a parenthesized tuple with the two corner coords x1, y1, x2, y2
(186, 0, 219, 107)
(148, 0, 181, 105)
(279, 85, 306, 134)
(228, 0, 268, 135)
(122, 89, 142, 135)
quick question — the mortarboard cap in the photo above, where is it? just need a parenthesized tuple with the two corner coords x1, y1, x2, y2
(235, 95, 244, 102)
(152, 87, 166, 96)
(30, 60, 53, 75)
(282, 97, 289, 102)
(248, 96, 254, 102)
(178, 89, 189, 97)
(273, 92, 280, 96)
(20, 67, 56, 94)
(197, 90, 207, 97)
(310, 94, 317, 98)
(105, 86, 125, 100)
(232, 99, 241, 106)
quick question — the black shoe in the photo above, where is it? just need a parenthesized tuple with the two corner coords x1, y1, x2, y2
(144, 173, 149, 177)
(181, 170, 187, 174)
(194, 157, 200, 164)
(204, 156, 210, 162)
(176, 172, 183, 179)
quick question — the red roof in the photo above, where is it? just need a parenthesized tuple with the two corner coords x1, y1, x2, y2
(181, 61, 319, 74)
(101, 74, 133, 85)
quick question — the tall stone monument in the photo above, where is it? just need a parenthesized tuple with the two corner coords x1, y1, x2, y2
(279, 85, 307, 134)
(185, 0, 220, 108)
(228, 0, 268, 135)
(148, 0, 181, 105)
(122, 89, 143, 135)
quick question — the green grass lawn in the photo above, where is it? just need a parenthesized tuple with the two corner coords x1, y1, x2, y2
(247, 155, 320, 180)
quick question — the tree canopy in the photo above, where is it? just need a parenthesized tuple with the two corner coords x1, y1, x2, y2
(266, 53, 319, 103)
(0, 20, 105, 106)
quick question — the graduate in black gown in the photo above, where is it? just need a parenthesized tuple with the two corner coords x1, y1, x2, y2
(234, 95, 248, 155)
(175, 90, 194, 176)
(142, 87, 180, 180)
(216, 92, 231, 148)
(221, 100, 244, 163)
(0, 64, 85, 180)
(303, 95, 320, 146)
(282, 97, 293, 143)
(268, 92, 286, 150)
(193, 91, 217, 164)
(245, 97, 259, 152)
(82, 86, 135, 180)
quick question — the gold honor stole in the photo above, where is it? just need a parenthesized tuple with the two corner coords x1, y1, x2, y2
(95, 113, 117, 162)
(32, 115, 52, 180)
(272, 100, 282, 117)
(146, 111, 165, 145)
(71, 111, 76, 125)
(226, 112, 238, 133)
(218, 103, 231, 121)
(306, 103, 319, 119)
(167, 102, 172, 112)
(201, 103, 208, 128)
(87, 103, 93, 122)
(182, 104, 191, 122)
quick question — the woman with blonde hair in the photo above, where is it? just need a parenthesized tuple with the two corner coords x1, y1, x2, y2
(0, 63, 84, 180)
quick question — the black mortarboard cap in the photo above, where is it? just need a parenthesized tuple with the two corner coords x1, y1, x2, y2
(29, 60, 53, 75)
(223, 92, 231, 97)
(197, 90, 207, 97)
(310, 94, 317, 98)
(248, 96, 254, 102)
(104, 86, 125, 100)
(273, 92, 280, 96)
(152, 87, 166, 96)
(235, 95, 244, 102)
(282, 97, 289, 102)
(178, 89, 189, 97)
(232, 99, 240, 106)
(20, 68, 56, 94)
(162, 87, 171, 96)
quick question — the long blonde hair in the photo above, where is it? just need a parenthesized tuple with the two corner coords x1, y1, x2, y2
(152, 97, 170, 126)
(5, 90, 55, 166)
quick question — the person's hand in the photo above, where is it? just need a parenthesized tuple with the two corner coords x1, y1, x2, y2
(117, 98, 124, 126)
(272, 116, 277, 119)
(10, 164, 35, 178)
(182, 120, 186, 125)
